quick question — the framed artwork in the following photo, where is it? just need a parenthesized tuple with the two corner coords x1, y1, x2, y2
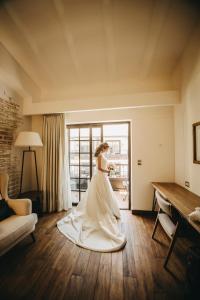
(193, 122, 200, 164)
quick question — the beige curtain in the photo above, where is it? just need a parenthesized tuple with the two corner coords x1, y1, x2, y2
(42, 114, 72, 212)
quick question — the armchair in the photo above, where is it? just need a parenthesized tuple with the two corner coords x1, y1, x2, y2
(0, 173, 38, 256)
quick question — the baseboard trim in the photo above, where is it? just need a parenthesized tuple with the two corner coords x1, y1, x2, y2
(132, 210, 157, 217)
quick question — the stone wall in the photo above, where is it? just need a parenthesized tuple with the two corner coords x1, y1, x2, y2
(0, 96, 23, 197)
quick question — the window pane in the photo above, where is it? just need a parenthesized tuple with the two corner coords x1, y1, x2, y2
(80, 141, 89, 153)
(80, 154, 89, 165)
(106, 140, 120, 154)
(80, 166, 90, 178)
(92, 157, 97, 166)
(80, 179, 89, 190)
(80, 128, 89, 140)
(70, 141, 79, 152)
(120, 165, 128, 177)
(92, 166, 96, 175)
(92, 127, 101, 140)
(70, 178, 79, 190)
(71, 191, 79, 204)
(70, 166, 79, 178)
(70, 128, 79, 140)
(70, 153, 79, 165)
(103, 124, 128, 137)
(92, 140, 101, 153)
(121, 138, 128, 154)
(115, 165, 121, 177)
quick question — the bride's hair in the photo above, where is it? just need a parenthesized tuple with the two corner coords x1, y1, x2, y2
(94, 142, 109, 157)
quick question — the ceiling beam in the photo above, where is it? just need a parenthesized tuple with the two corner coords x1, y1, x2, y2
(23, 90, 179, 115)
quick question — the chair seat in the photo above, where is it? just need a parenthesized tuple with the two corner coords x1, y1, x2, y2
(0, 213, 38, 254)
(158, 213, 176, 237)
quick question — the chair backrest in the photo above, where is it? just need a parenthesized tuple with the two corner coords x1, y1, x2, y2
(156, 191, 172, 217)
(0, 173, 9, 200)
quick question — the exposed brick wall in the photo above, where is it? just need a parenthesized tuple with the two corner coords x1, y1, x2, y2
(0, 97, 23, 197)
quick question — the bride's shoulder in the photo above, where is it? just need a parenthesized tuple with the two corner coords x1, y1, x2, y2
(99, 153, 106, 160)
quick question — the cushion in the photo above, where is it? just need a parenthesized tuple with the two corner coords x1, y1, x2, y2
(0, 199, 14, 221)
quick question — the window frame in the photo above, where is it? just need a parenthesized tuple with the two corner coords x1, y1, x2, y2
(67, 122, 131, 209)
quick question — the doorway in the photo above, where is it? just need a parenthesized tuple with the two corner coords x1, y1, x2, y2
(68, 122, 131, 209)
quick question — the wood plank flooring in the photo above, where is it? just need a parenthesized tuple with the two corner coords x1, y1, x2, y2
(0, 211, 194, 300)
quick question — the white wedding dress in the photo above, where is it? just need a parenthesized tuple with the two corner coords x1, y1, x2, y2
(57, 153, 126, 252)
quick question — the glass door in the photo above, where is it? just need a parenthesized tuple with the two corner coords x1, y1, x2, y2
(68, 122, 130, 209)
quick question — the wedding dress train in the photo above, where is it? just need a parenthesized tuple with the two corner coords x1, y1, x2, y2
(57, 154, 126, 252)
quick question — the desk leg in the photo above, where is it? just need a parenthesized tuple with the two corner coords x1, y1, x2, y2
(152, 189, 156, 211)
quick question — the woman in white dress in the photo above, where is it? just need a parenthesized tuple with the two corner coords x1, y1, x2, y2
(57, 142, 126, 252)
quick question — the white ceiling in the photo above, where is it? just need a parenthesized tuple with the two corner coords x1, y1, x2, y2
(0, 0, 200, 103)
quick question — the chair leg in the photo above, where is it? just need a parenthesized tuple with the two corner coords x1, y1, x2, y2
(31, 232, 36, 243)
(164, 223, 179, 268)
(152, 189, 157, 211)
(152, 216, 159, 239)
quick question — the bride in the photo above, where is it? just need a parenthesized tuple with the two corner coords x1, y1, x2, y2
(57, 142, 126, 252)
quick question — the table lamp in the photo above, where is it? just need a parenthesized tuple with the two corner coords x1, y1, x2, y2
(14, 131, 43, 194)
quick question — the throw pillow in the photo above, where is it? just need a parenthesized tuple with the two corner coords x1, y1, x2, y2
(0, 199, 14, 221)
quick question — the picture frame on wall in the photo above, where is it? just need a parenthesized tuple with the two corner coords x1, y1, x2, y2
(193, 122, 200, 164)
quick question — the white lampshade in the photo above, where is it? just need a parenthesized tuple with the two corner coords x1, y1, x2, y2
(14, 131, 43, 147)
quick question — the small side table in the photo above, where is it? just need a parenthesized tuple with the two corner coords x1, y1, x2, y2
(18, 191, 43, 217)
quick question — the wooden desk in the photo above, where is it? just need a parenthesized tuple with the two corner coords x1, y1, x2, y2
(152, 182, 200, 234)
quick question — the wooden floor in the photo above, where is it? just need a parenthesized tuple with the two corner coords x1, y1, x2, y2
(0, 211, 194, 300)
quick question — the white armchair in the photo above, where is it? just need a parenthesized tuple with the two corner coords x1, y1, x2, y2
(0, 173, 38, 256)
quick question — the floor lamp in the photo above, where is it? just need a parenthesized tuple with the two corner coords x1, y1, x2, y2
(14, 131, 43, 194)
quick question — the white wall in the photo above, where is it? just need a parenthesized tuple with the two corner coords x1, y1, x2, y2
(66, 106, 175, 210)
(174, 24, 200, 196)
(32, 106, 175, 211)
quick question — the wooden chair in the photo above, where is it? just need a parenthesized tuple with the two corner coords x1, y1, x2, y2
(152, 191, 180, 268)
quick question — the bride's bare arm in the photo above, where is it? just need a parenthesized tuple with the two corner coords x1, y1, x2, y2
(98, 155, 109, 174)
